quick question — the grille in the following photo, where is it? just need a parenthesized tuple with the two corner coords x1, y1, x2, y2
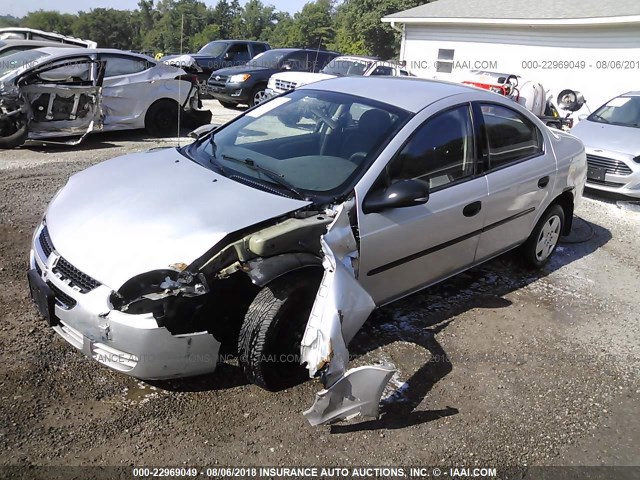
(587, 155, 633, 175)
(39, 226, 53, 258)
(207, 75, 227, 87)
(48, 282, 77, 310)
(39, 226, 101, 293)
(53, 257, 101, 293)
(274, 78, 297, 91)
(587, 178, 626, 188)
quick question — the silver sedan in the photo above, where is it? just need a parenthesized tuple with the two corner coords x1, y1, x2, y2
(570, 91, 640, 198)
(28, 77, 586, 424)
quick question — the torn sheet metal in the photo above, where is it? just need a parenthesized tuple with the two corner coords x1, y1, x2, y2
(303, 365, 396, 426)
(300, 200, 396, 425)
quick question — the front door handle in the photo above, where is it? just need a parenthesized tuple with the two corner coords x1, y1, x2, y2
(463, 201, 482, 217)
(538, 176, 550, 188)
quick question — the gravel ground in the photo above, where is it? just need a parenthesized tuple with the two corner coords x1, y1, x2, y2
(0, 102, 638, 472)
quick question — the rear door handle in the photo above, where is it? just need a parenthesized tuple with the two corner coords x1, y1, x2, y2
(538, 176, 550, 188)
(463, 201, 482, 217)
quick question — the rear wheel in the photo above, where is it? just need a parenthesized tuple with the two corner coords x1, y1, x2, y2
(521, 204, 565, 268)
(145, 99, 180, 137)
(238, 270, 321, 391)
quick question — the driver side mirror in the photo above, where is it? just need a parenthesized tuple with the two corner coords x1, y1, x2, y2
(362, 179, 430, 214)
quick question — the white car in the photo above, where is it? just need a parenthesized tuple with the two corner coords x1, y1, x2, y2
(0, 47, 210, 148)
(266, 55, 411, 97)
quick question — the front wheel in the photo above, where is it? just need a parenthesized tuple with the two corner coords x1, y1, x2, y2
(238, 270, 321, 391)
(521, 204, 565, 268)
(249, 86, 268, 107)
(144, 99, 180, 137)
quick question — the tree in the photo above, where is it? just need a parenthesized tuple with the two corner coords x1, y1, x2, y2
(190, 24, 222, 51)
(332, 0, 427, 58)
(21, 10, 75, 35)
(238, 0, 275, 41)
(292, 0, 334, 49)
(72, 9, 136, 49)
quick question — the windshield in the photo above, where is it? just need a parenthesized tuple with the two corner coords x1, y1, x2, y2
(186, 89, 410, 199)
(322, 58, 372, 76)
(0, 49, 50, 77)
(198, 41, 228, 56)
(589, 96, 640, 128)
(247, 50, 287, 69)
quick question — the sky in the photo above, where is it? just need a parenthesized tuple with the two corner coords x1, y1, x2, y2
(2, 0, 303, 18)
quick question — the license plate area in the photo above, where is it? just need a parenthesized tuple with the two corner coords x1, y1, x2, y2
(587, 165, 606, 182)
(27, 269, 57, 327)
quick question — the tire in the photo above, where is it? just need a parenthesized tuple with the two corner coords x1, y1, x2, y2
(249, 85, 268, 107)
(145, 99, 180, 137)
(521, 204, 565, 269)
(238, 270, 321, 391)
(218, 100, 237, 109)
(0, 116, 28, 149)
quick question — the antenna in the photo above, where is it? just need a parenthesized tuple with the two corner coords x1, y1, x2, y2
(177, 13, 184, 147)
(313, 37, 323, 73)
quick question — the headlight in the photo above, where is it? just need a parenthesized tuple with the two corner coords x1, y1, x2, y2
(633, 155, 640, 164)
(110, 269, 208, 314)
(228, 74, 251, 83)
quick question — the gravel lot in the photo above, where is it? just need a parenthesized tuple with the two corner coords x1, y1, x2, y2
(0, 101, 638, 472)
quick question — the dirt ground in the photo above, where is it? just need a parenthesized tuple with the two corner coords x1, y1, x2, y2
(0, 102, 638, 473)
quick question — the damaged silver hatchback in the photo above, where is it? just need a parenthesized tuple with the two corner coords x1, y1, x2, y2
(28, 77, 586, 425)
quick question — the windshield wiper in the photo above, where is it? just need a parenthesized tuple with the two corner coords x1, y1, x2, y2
(206, 136, 229, 176)
(592, 113, 610, 123)
(221, 153, 306, 200)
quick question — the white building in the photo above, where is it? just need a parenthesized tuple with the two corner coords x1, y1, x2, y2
(382, 0, 640, 117)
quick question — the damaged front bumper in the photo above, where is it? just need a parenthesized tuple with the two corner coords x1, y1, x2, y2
(300, 201, 396, 426)
(29, 226, 220, 380)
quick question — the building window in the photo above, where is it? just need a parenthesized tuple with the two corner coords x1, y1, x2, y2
(436, 48, 455, 73)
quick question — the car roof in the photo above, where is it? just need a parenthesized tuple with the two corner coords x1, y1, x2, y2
(0, 39, 82, 49)
(37, 47, 155, 60)
(622, 91, 640, 97)
(299, 76, 478, 113)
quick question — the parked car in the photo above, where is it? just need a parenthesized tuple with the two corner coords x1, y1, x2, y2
(570, 91, 640, 198)
(266, 55, 412, 97)
(0, 27, 96, 48)
(0, 47, 211, 149)
(27, 77, 585, 425)
(162, 40, 270, 92)
(0, 39, 82, 58)
(207, 48, 340, 108)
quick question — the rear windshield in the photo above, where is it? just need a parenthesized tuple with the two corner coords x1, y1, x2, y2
(0, 49, 50, 78)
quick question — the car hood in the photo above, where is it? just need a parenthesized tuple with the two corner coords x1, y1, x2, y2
(212, 65, 272, 76)
(45, 148, 310, 289)
(273, 71, 335, 86)
(571, 119, 640, 156)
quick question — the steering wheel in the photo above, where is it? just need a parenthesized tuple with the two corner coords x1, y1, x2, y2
(348, 152, 367, 164)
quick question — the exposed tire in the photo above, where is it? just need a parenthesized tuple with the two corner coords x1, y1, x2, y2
(145, 99, 180, 137)
(0, 116, 28, 149)
(521, 204, 565, 269)
(218, 100, 237, 109)
(238, 270, 321, 391)
(249, 85, 267, 107)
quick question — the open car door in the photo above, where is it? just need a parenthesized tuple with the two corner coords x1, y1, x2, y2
(18, 56, 106, 141)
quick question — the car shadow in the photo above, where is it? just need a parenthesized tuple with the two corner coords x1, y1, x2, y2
(330, 215, 611, 432)
(143, 216, 611, 429)
(147, 362, 249, 392)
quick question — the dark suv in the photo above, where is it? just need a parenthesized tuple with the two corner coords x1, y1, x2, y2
(207, 48, 340, 108)
(163, 40, 270, 88)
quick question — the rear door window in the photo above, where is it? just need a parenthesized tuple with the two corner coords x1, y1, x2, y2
(479, 104, 543, 168)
